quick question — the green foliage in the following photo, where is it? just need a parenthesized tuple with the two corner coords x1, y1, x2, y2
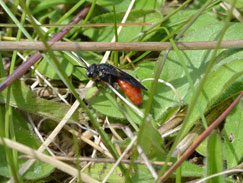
(83, 9, 162, 42)
(0, 79, 83, 123)
(1, 0, 243, 182)
(37, 51, 73, 80)
(224, 0, 243, 9)
(206, 132, 224, 183)
(224, 100, 243, 168)
(0, 108, 54, 179)
(83, 160, 204, 182)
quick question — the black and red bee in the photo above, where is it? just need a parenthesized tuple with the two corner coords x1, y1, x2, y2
(74, 59, 147, 106)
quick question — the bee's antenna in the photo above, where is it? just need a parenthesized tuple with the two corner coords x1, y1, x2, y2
(76, 55, 89, 68)
(72, 52, 89, 68)
(73, 65, 88, 70)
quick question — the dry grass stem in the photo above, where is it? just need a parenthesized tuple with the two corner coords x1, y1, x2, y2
(1, 40, 243, 51)
(0, 138, 100, 183)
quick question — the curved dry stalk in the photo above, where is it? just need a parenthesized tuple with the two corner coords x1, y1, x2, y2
(0, 138, 100, 183)
(195, 169, 243, 183)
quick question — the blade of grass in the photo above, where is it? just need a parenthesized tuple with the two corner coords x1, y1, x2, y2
(0, 33, 5, 77)
(73, 135, 82, 183)
(4, 1, 31, 182)
(83, 0, 96, 24)
(112, 4, 119, 66)
(166, 28, 208, 128)
(206, 132, 224, 183)
(47, 0, 86, 34)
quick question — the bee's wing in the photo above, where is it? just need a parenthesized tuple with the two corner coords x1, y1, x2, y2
(99, 64, 147, 91)
(115, 68, 147, 91)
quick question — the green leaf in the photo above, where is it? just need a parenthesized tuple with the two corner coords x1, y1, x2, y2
(206, 132, 224, 183)
(37, 51, 73, 80)
(224, 0, 243, 9)
(0, 108, 54, 179)
(195, 136, 207, 156)
(32, 0, 77, 14)
(83, 9, 162, 42)
(224, 99, 243, 168)
(83, 163, 124, 182)
(90, 90, 145, 124)
(0, 79, 83, 124)
(183, 60, 243, 137)
(88, 0, 161, 12)
(153, 19, 243, 122)
(131, 160, 204, 182)
(139, 120, 166, 156)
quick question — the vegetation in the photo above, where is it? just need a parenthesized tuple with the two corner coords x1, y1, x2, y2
(0, 0, 243, 182)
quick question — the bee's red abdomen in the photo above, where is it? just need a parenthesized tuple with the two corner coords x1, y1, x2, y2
(117, 79, 143, 106)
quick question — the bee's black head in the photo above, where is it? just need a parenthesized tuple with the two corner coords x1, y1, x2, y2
(87, 64, 98, 78)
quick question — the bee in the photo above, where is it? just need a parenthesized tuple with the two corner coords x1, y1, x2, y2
(74, 58, 147, 106)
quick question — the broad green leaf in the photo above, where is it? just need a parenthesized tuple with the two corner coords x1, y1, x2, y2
(183, 60, 243, 137)
(180, 161, 204, 177)
(83, 163, 124, 182)
(131, 159, 204, 182)
(195, 136, 207, 157)
(224, 100, 243, 168)
(0, 108, 54, 179)
(37, 51, 73, 80)
(206, 132, 224, 183)
(83, 9, 162, 42)
(167, 10, 219, 31)
(139, 120, 166, 157)
(90, 89, 145, 124)
(135, 22, 243, 124)
(0, 79, 83, 124)
(32, 0, 77, 15)
(149, 21, 243, 134)
(90, 91, 124, 118)
(92, 0, 162, 11)
(224, 0, 243, 9)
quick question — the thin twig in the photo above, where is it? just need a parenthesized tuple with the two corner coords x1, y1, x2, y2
(0, 40, 243, 51)
(45, 156, 172, 166)
(0, 22, 153, 28)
